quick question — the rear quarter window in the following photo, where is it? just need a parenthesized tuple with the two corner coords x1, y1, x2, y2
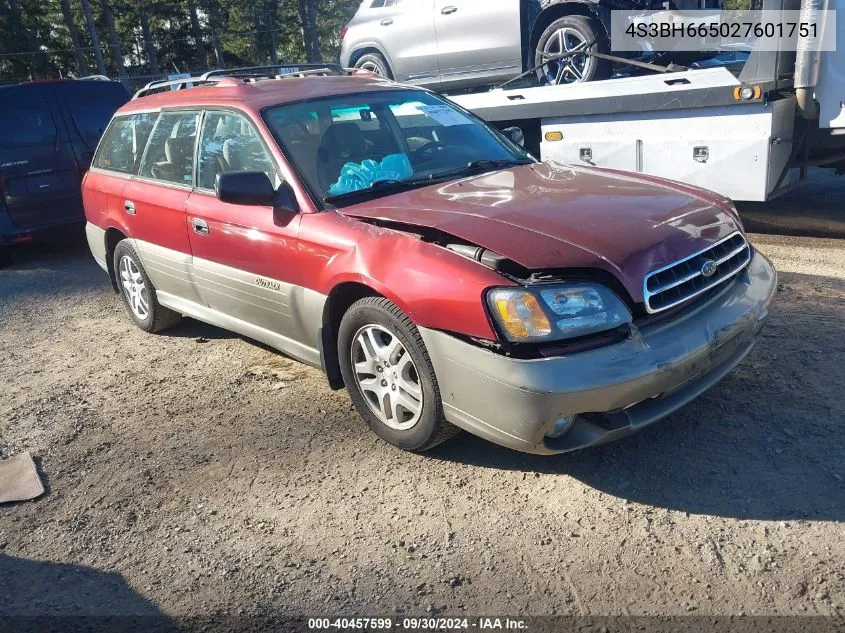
(0, 89, 57, 147)
(93, 113, 157, 174)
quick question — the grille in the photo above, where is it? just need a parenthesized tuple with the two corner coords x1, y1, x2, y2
(643, 232, 751, 314)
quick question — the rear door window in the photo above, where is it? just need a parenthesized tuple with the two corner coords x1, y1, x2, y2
(0, 89, 57, 147)
(138, 111, 200, 185)
(93, 113, 157, 174)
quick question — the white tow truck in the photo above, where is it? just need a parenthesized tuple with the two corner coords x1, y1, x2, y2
(450, 0, 844, 201)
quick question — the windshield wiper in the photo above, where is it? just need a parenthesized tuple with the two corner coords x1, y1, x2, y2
(430, 158, 533, 181)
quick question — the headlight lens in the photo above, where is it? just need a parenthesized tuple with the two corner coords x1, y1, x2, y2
(489, 288, 553, 340)
(487, 283, 631, 342)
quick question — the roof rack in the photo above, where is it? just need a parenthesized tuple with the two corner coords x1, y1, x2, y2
(132, 63, 349, 100)
(200, 63, 346, 80)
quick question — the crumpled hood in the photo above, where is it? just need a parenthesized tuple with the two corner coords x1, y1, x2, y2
(340, 162, 743, 303)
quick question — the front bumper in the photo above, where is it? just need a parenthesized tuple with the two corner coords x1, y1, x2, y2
(420, 250, 777, 455)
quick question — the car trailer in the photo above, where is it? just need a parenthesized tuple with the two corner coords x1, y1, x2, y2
(449, 0, 844, 201)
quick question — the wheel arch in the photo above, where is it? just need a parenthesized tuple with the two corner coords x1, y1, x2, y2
(347, 45, 395, 78)
(530, 1, 606, 56)
(320, 280, 386, 390)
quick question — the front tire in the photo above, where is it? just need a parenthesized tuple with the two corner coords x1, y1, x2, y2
(113, 240, 181, 333)
(534, 15, 611, 85)
(353, 52, 393, 79)
(338, 296, 459, 452)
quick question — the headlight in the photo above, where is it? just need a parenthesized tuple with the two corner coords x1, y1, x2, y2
(487, 283, 631, 343)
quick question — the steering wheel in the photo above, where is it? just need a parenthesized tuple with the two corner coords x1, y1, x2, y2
(411, 141, 449, 162)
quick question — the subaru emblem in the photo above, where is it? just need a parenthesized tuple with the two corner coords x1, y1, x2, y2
(700, 259, 718, 278)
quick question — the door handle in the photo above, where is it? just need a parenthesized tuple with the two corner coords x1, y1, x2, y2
(192, 218, 209, 236)
(380, 17, 393, 25)
(441, 5, 457, 14)
(123, 200, 136, 215)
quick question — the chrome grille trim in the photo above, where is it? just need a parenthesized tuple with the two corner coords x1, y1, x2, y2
(643, 232, 751, 314)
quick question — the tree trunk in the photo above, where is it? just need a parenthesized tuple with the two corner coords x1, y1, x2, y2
(208, 2, 226, 68)
(100, 0, 127, 83)
(297, 0, 321, 62)
(267, 0, 278, 65)
(80, 0, 107, 74)
(139, 8, 160, 76)
(60, 0, 90, 76)
(187, 0, 208, 70)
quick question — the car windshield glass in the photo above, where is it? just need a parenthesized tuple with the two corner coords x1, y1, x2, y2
(262, 90, 532, 207)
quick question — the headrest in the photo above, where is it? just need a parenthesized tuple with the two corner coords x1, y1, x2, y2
(319, 122, 366, 159)
(165, 136, 194, 162)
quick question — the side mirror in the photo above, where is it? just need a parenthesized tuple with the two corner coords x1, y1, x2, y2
(502, 126, 525, 147)
(215, 171, 299, 220)
(215, 170, 277, 206)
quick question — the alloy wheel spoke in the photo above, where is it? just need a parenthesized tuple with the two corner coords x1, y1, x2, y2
(393, 387, 421, 415)
(565, 63, 583, 81)
(396, 372, 421, 400)
(358, 376, 381, 395)
(355, 357, 377, 377)
(357, 331, 378, 363)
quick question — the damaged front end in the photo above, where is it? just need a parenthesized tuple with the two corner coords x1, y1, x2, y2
(416, 248, 776, 454)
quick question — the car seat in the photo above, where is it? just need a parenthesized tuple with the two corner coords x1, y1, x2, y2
(151, 136, 194, 184)
(316, 122, 369, 192)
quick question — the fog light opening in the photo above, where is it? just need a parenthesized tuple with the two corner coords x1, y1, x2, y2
(547, 415, 577, 439)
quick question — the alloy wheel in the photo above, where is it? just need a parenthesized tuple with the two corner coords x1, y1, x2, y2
(351, 324, 423, 430)
(541, 27, 589, 84)
(119, 255, 150, 321)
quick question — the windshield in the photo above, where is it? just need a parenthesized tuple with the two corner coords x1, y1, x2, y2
(262, 90, 532, 207)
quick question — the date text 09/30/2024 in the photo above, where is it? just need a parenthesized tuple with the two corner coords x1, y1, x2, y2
(307, 617, 528, 630)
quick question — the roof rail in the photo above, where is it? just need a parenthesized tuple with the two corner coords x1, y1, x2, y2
(132, 77, 220, 100)
(200, 63, 346, 80)
(78, 74, 112, 81)
(132, 63, 350, 100)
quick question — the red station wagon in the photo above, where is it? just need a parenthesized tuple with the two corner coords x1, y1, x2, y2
(83, 66, 777, 455)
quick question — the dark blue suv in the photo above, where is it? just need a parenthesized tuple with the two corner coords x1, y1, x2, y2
(0, 77, 128, 265)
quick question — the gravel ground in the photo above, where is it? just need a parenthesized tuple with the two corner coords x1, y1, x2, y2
(1, 186, 844, 625)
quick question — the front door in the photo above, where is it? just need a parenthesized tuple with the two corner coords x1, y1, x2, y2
(185, 110, 315, 362)
(434, 0, 521, 89)
(121, 109, 201, 304)
(375, 0, 439, 86)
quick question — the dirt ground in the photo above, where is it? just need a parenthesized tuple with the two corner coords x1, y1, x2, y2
(1, 173, 844, 625)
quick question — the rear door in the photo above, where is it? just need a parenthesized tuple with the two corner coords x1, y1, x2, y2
(184, 110, 314, 361)
(0, 84, 83, 231)
(120, 110, 202, 304)
(433, 0, 521, 89)
(371, 0, 439, 85)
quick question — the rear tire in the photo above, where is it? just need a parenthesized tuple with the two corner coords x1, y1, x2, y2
(353, 52, 393, 79)
(338, 296, 459, 452)
(534, 15, 611, 85)
(113, 240, 182, 333)
(0, 246, 12, 268)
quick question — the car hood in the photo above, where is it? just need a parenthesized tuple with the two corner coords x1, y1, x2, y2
(339, 162, 743, 303)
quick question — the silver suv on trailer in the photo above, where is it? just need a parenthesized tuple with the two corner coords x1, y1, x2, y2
(339, 0, 678, 90)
